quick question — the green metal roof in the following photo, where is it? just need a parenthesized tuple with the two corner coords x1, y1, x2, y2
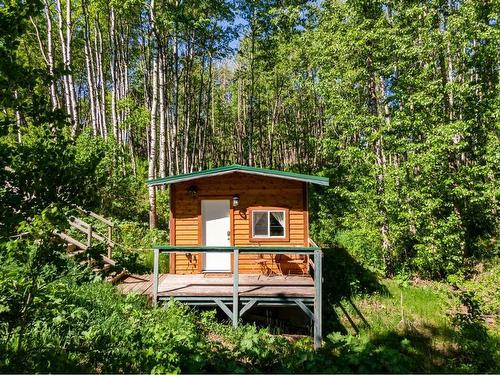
(147, 164, 329, 186)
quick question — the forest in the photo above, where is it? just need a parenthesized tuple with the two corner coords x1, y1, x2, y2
(0, 0, 498, 373)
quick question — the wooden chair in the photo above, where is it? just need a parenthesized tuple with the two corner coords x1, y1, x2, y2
(186, 253, 197, 273)
(276, 254, 308, 278)
(254, 254, 272, 279)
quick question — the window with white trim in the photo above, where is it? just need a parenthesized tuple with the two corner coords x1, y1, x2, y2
(252, 210, 286, 238)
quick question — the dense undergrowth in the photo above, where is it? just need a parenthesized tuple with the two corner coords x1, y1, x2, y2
(1, 268, 498, 373)
(1, 210, 498, 373)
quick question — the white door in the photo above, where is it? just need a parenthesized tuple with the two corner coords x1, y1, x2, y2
(202, 200, 231, 272)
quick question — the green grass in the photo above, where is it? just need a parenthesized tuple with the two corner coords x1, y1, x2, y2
(329, 278, 499, 372)
(462, 260, 500, 318)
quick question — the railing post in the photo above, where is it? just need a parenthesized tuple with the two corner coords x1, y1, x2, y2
(153, 248, 159, 307)
(107, 226, 113, 258)
(313, 249, 322, 349)
(233, 248, 239, 328)
(86, 225, 92, 248)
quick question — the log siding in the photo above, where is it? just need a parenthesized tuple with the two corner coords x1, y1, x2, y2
(171, 173, 308, 274)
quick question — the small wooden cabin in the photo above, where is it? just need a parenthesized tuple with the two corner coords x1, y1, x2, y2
(148, 164, 329, 275)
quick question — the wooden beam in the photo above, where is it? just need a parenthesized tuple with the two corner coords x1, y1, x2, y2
(101, 255, 116, 266)
(169, 184, 176, 274)
(71, 217, 90, 229)
(313, 249, 322, 349)
(75, 206, 114, 227)
(295, 299, 314, 320)
(308, 237, 319, 248)
(214, 298, 233, 320)
(303, 182, 309, 247)
(69, 219, 107, 243)
(240, 298, 258, 317)
(308, 256, 315, 271)
(88, 211, 114, 227)
(233, 248, 239, 328)
(109, 269, 127, 284)
(153, 248, 159, 307)
(52, 230, 88, 251)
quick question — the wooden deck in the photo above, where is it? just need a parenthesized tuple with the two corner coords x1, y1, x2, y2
(118, 274, 314, 299)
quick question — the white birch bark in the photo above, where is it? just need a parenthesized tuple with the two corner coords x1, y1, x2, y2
(82, 0, 97, 135)
(33, 4, 58, 110)
(65, 0, 78, 132)
(55, 0, 77, 134)
(158, 47, 167, 179)
(172, 4, 180, 174)
(148, 0, 158, 228)
(95, 18, 107, 138)
(109, 7, 118, 140)
(14, 90, 22, 142)
(55, 0, 72, 123)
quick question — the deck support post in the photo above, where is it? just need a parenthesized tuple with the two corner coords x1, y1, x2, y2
(153, 248, 159, 307)
(232, 248, 239, 328)
(313, 249, 322, 349)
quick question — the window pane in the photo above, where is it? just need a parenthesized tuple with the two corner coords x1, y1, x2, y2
(253, 211, 269, 236)
(270, 211, 285, 237)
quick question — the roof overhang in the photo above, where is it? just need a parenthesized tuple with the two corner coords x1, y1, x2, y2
(147, 164, 329, 187)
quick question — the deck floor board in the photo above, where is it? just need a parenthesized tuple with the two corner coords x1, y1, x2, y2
(117, 274, 314, 299)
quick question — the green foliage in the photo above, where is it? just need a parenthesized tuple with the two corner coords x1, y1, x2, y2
(112, 221, 169, 273)
(1, 280, 216, 373)
(0, 0, 49, 134)
(1, 219, 498, 373)
(335, 228, 384, 274)
(447, 289, 500, 373)
(1, 126, 148, 238)
(461, 261, 500, 318)
(0, 0, 498, 373)
(322, 332, 416, 373)
(74, 130, 148, 221)
(312, 0, 499, 279)
(1, 126, 78, 233)
(0, 206, 77, 364)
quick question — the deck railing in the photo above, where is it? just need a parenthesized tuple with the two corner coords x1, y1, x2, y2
(152, 245, 323, 348)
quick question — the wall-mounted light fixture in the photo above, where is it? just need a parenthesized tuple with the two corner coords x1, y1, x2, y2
(187, 185, 198, 197)
(232, 194, 240, 207)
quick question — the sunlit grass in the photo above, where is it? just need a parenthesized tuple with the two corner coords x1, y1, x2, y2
(331, 278, 498, 372)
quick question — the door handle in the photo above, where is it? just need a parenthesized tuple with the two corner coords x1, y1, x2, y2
(227, 230, 230, 239)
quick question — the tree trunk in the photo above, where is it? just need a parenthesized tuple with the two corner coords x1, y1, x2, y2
(54, 0, 72, 127)
(42, 1, 58, 109)
(158, 44, 167, 180)
(367, 59, 392, 274)
(109, 7, 118, 140)
(148, 0, 158, 229)
(65, 0, 78, 134)
(82, 0, 98, 135)
(95, 17, 107, 138)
